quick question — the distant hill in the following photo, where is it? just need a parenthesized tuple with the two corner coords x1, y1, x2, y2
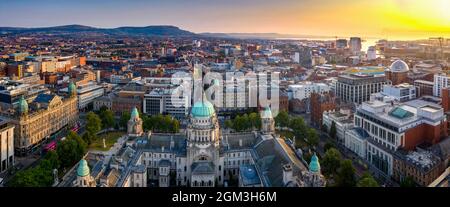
(0, 25, 196, 37)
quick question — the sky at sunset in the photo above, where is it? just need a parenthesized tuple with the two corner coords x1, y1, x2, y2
(1, 0, 449, 39)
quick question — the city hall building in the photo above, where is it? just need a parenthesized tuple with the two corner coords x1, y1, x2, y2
(70, 99, 326, 187)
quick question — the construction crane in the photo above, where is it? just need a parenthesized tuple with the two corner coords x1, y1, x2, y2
(429, 37, 444, 60)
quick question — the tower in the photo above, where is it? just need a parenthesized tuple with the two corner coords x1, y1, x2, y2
(303, 153, 326, 187)
(127, 107, 143, 137)
(186, 98, 222, 187)
(73, 159, 96, 187)
(18, 96, 28, 116)
(68, 81, 77, 98)
(260, 106, 275, 134)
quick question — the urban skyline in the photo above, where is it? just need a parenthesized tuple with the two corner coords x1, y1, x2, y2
(1, 0, 449, 39)
(1, 0, 449, 191)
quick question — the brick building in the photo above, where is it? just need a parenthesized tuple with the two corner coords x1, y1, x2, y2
(310, 91, 337, 127)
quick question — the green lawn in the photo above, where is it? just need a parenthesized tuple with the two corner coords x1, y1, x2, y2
(89, 131, 125, 151)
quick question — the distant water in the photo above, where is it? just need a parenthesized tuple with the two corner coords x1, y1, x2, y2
(276, 37, 379, 52)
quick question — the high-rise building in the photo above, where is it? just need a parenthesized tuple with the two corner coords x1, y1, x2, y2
(433, 73, 450, 97)
(288, 82, 330, 100)
(367, 46, 377, 60)
(414, 80, 434, 97)
(143, 88, 189, 119)
(293, 52, 300, 63)
(336, 39, 348, 49)
(349, 37, 362, 52)
(335, 74, 391, 104)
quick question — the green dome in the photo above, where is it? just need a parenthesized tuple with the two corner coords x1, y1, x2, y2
(191, 100, 215, 118)
(77, 159, 90, 177)
(18, 96, 28, 115)
(309, 153, 321, 173)
(131, 106, 139, 119)
(261, 106, 272, 118)
(68, 82, 76, 97)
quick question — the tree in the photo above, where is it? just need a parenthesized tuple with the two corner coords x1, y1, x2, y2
(322, 148, 342, 176)
(99, 108, 115, 129)
(290, 117, 307, 139)
(233, 115, 245, 132)
(321, 124, 328, 133)
(8, 170, 40, 187)
(82, 131, 94, 145)
(324, 141, 336, 152)
(43, 150, 60, 170)
(275, 111, 289, 128)
(68, 131, 87, 155)
(225, 120, 233, 129)
(400, 176, 416, 187)
(336, 159, 356, 187)
(172, 119, 180, 133)
(119, 111, 131, 130)
(8, 151, 59, 187)
(329, 121, 337, 139)
(248, 112, 261, 130)
(357, 173, 379, 187)
(57, 139, 80, 169)
(306, 128, 319, 147)
(86, 112, 102, 135)
(57, 132, 87, 169)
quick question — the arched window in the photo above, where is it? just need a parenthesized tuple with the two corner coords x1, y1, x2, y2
(201, 181, 204, 186)
(194, 181, 198, 187)
(208, 180, 212, 186)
